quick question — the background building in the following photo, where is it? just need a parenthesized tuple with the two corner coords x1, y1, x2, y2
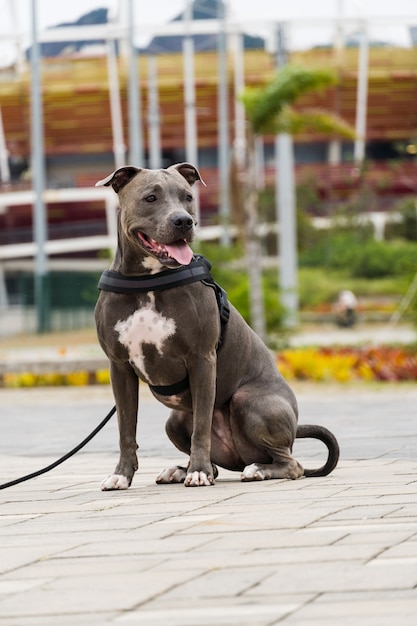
(0, 1, 416, 331)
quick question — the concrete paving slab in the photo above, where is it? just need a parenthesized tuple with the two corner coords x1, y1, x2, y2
(280, 594, 417, 626)
(0, 384, 417, 625)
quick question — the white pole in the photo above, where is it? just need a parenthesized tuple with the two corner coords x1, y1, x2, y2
(246, 138, 266, 340)
(30, 0, 49, 332)
(0, 263, 8, 308)
(354, 23, 368, 163)
(276, 133, 298, 326)
(217, 0, 230, 241)
(231, 30, 246, 167)
(106, 39, 126, 170)
(127, 0, 144, 165)
(147, 55, 162, 170)
(9, 0, 26, 76)
(329, 0, 344, 165)
(183, 0, 200, 222)
(255, 136, 265, 190)
(0, 106, 10, 183)
(275, 23, 298, 327)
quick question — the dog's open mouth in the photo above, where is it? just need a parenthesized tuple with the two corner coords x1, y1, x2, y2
(137, 232, 194, 266)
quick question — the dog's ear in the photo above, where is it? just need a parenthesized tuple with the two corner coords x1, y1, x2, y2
(95, 166, 142, 193)
(169, 163, 206, 187)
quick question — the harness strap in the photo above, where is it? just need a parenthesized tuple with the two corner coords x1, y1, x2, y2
(149, 375, 189, 396)
(201, 279, 230, 348)
(98, 256, 212, 293)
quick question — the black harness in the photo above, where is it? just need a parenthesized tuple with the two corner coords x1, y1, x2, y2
(98, 255, 230, 396)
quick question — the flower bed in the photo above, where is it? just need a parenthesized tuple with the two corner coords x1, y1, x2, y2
(278, 346, 417, 382)
(2, 369, 110, 388)
(1, 346, 416, 387)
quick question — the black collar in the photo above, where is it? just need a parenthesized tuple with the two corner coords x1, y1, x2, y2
(98, 255, 212, 294)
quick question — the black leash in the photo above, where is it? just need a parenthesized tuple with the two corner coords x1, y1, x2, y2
(0, 405, 116, 491)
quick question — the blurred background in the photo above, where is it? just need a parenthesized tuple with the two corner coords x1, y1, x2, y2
(0, 0, 416, 340)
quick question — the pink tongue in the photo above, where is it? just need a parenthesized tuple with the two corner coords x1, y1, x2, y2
(165, 240, 194, 265)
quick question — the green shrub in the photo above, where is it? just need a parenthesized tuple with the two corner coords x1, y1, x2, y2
(298, 268, 342, 308)
(350, 239, 417, 278)
(300, 231, 417, 280)
(196, 242, 285, 332)
(385, 197, 417, 242)
(227, 270, 285, 332)
(299, 232, 364, 269)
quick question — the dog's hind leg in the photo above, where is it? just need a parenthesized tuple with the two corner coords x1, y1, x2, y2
(156, 410, 218, 484)
(231, 386, 304, 482)
(241, 454, 304, 481)
(156, 410, 191, 484)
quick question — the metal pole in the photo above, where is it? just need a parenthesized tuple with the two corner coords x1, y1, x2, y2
(354, 23, 368, 163)
(106, 38, 126, 170)
(276, 132, 298, 325)
(127, 0, 144, 165)
(246, 134, 266, 340)
(9, 0, 26, 76)
(0, 105, 10, 183)
(183, 0, 200, 223)
(0, 263, 8, 308)
(274, 22, 298, 327)
(30, 0, 49, 333)
(231, 29, 246, 167)
(329, 0, 344, 165)
(255, 136, 265, 190)
(147, 54, 162, 169)
(217, 0, 230, 241)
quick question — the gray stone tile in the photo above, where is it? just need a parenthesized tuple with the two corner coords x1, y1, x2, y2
(279, 594, 417, 625)
(244, 560, 417, 596)
(1, 385, 417, 624)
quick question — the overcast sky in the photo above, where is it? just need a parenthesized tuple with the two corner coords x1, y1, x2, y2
(1, 0, 416, 65)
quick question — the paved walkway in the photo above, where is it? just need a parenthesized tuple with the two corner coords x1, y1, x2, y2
(1, 384, 417, 626)
(291, 322, 416, 347)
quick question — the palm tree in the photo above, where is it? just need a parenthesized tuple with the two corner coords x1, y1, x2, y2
(235, 63, 355, 338)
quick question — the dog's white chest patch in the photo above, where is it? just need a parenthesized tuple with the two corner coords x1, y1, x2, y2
(115, 298, 176, 379)
(141, 256, 165, 274)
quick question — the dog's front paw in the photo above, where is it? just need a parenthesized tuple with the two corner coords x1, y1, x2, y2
(184, 471, 214, 487)
(101, 474, 130, 491)
(241, 463, 267, 481)
(156, 466, 187, 484)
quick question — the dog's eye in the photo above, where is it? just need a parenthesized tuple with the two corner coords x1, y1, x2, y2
(144, 194, 156, 203)
(186, 194, 193, 202)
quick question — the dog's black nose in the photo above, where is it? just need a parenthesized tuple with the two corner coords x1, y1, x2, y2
(172, 214, 194, 233)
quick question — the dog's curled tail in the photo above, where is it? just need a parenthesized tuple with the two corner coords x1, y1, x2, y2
(296, 424, 340, 477)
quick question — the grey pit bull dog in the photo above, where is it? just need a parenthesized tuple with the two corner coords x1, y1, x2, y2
(95, 162, 339, 489)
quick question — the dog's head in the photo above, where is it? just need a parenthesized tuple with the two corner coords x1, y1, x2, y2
(96, 163, 204, 269)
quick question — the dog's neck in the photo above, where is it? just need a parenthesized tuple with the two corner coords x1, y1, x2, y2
(111, 244, 161, 277)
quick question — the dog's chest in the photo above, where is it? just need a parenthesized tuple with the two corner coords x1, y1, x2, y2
(114, 296, 176, 380)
